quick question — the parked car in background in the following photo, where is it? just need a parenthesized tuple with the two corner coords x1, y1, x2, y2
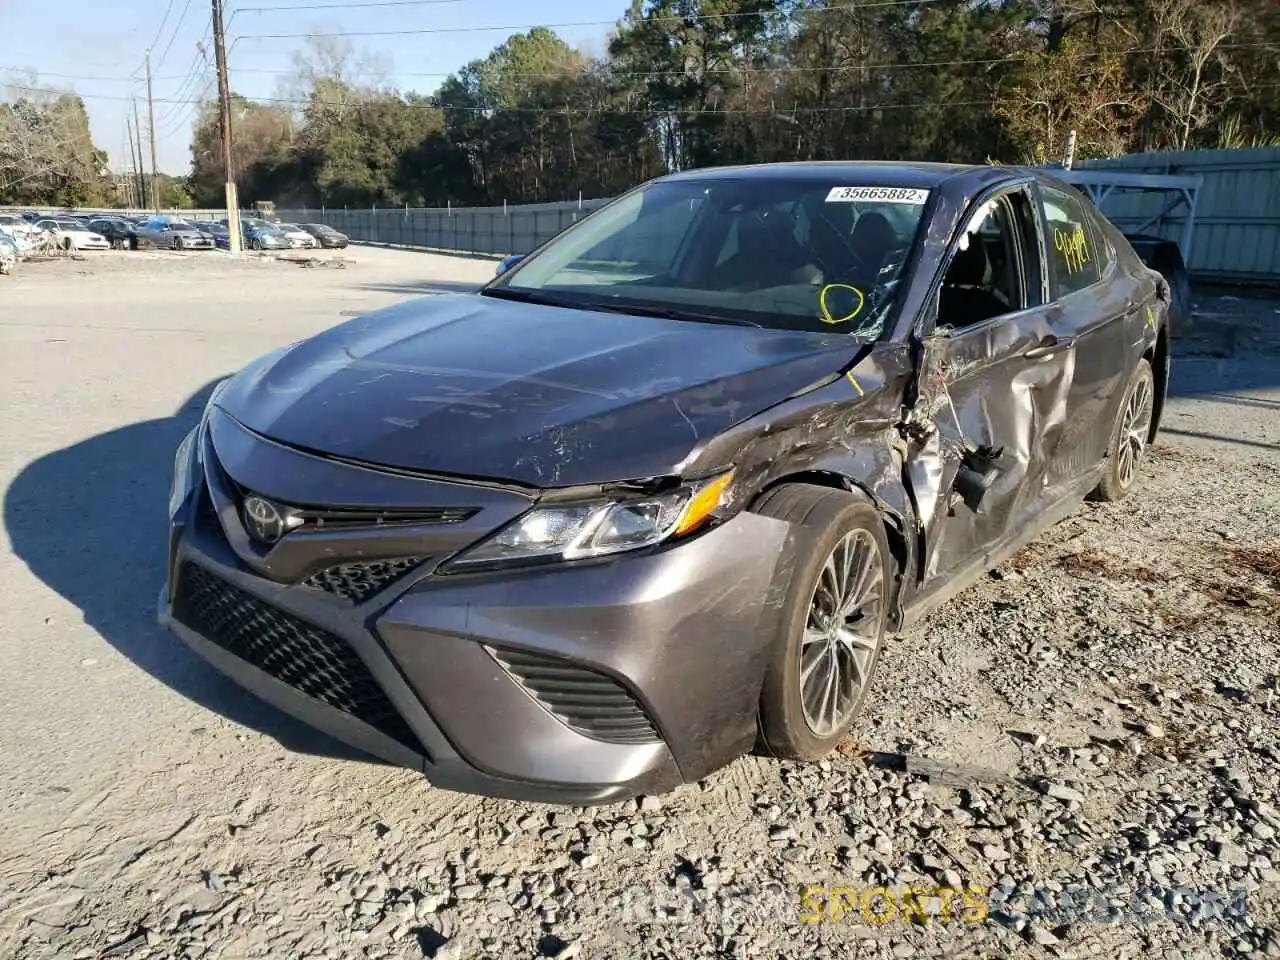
(293, 224, 348, 249)
(134, 216, 215, 251)
(242, 223, 292, 251)
(34, 218, 110, 251)
(274, 222, 319, 249)
(0, 230, 18, 274)
(87, 217, 142, 250)
(190, 221, 232, 250)
(297, 223, 349, 249)
(0, 214, 38, 249)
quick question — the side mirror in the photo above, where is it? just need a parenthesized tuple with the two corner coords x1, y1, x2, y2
(495, 254, 523, 277)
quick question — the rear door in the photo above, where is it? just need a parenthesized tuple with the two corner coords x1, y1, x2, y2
(912, 182, 1081, 584)
(1033, 182, 1134, 486)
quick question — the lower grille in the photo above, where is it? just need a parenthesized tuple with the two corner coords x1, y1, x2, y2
(489, 647, 660, 745)
(301, 557, 427, 604)
(173, 563, 423, 752)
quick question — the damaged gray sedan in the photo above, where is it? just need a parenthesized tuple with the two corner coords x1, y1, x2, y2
(160, 162, 1169, 803)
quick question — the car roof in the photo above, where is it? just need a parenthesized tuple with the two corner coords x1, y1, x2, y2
(661, 160, 986, 189)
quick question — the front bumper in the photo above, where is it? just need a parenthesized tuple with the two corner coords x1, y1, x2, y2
(159, 414, 791, 803)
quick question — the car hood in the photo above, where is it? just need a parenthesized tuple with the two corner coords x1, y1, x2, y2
(215, 293, 858, 487)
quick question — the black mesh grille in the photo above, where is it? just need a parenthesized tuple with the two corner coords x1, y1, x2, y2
(301, 557, 427, 603)
(173, 563, 423, 752)
(489, 647, 661, 745)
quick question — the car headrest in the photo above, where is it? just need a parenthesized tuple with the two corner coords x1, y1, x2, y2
(948, 237, 992, 288)
(849, 211, 896, 262)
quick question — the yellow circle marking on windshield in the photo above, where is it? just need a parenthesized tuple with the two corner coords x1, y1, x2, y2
(819, 284, 866, 325)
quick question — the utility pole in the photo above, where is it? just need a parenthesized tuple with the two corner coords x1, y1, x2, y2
(145, 51, 160, 211)
(131, 97, 147, 208)
(212, 0, 243, 254)
(1063, 129, 1078, 171)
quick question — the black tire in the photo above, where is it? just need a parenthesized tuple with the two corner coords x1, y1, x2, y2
(1091, 358, 1156, 502)
(752, 484, 892, 761)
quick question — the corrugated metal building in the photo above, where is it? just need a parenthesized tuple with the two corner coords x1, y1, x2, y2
(1080, 147, 1280, 284)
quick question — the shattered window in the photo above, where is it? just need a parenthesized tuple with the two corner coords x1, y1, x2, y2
(1041, 186, 1101, 298)
(938, 196, 1023, 330)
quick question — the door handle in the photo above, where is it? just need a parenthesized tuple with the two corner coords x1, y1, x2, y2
(1023, 336, 1075, 360)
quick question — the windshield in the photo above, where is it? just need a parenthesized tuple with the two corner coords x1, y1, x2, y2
(487, 176, 930, 337)
(278, 223, 300, 231)
(56, 219, 87, 231)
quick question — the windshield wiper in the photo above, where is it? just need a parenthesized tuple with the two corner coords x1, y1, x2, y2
(482, 287, 762, 327)
(609, 303, 763, 327)
(480, 287, 580, 309)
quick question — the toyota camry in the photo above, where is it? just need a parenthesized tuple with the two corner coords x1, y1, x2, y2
(159, 162, 1170, 803)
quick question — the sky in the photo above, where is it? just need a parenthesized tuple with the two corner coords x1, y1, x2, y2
(0, 0, 616, 175)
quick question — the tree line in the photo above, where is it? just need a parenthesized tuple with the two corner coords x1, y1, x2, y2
(4, 0, 1277, 210)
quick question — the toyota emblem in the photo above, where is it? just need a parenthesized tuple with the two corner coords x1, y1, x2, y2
(243, 495, 299, 544)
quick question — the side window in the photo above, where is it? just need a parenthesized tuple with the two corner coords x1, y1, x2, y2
(938, 194, 1024, 330)
(1040, 185, 1101, 297)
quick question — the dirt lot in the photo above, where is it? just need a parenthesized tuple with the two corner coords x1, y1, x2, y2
(0, 248, 1277, 960)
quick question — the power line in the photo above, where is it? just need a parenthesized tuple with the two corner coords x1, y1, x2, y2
(153, 0, 199, 73)
(235, 0, 467, 10)
(229, 40, 1280, 82)
(7, 40, 1278, 88)
(233, 0, 948, 40)
(13, 81, 1280, 111)
(154, 39, 215, 126)
(141, 0, 179, 67)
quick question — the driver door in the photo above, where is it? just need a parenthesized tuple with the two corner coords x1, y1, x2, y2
(915, 184, 1080, 585)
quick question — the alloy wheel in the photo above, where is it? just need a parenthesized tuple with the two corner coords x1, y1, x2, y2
(1116, 371, 1154, 490)
(800, 528, 885, 737)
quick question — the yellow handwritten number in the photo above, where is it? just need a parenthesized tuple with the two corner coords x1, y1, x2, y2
(819, 284, 865, 325)
(1053, 224, 1091, 274)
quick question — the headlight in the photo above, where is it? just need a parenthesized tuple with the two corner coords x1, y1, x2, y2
(169, 428, 197, 517)
(168, 379, 229, 517)
(443, 471, 734, 572)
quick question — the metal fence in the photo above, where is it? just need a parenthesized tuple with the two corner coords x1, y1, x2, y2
(293, 199, 613, 256)
(1078, 147, 1280, 284)
(7, 146, 1278, 281)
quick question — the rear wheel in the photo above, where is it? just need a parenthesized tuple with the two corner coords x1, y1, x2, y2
(753, 484, 891, 760)
(1091, 358, 1155, 502)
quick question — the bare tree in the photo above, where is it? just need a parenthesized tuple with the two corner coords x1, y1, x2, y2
(0, 80, 103, 202)
(1148, 0, 1241, 149)
(273, 34, 393, 124)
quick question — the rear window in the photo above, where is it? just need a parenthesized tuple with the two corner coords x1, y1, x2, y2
(1041, 185, 1101, 297)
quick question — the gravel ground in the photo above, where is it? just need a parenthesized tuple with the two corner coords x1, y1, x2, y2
(0, 249, 1276, 960)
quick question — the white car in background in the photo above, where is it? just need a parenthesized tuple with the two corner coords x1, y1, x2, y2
(0, 214, 38, 250)
(34, 218, 110, 251)
(275, 222, 319, 249)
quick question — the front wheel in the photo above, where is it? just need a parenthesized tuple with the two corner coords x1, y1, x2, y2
(1091, 358, 1155, 502)
(753, 484, 891, 760)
